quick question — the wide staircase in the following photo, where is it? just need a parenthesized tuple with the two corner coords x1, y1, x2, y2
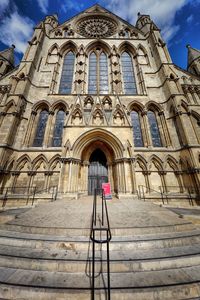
(0, 193, 200, 299)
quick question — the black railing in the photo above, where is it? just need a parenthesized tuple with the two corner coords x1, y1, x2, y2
(0, 185, 58, 208)
(159, 185, 200, 206)
(34, 186, 58, 202)
(90, 188, 112, 300)
(138, 185, 200, 205)
(138, 185, 165, 204)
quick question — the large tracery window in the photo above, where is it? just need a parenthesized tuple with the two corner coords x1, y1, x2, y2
(147, 111, 162, 147)
(33, 110, 48, 147)
(131, 111, 144, 147)
(59, 51, 75, 94)
(121, 52, 137, 95)
(88, 50, 109, 94)
(52, 110, 65, 147)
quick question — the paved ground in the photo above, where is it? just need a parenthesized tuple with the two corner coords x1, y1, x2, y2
(0, 196, 192, 229)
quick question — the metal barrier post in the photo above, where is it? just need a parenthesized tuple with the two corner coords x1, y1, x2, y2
(92, 230, 95, 300)
(102, 189, 104, 226)
(107, 230, 111, 300)
(32, 186, 36, 206)
(2, 187, 8, 207)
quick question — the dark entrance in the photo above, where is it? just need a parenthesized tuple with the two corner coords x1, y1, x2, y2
(88, 149, 108, 195)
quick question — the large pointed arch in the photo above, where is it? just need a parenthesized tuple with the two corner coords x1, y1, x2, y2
(72, 128, 124, 160)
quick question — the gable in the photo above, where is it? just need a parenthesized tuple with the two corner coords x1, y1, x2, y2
(52, 4, 143, 39)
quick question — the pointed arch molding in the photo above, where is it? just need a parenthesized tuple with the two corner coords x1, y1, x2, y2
(72, 129, 124, 159)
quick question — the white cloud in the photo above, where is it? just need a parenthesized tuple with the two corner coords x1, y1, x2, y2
(37, 0, 48, 14)
(101, 0, 188, 42)
(186, 14, 194, 23)
(0, 11, 34, 53)
(0, 0, 10, 16)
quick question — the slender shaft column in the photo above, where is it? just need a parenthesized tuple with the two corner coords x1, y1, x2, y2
(43, 111, 54, 147)
(130, 158, 136, 194)
(158, 171, 167, 192)
(142, 111, 151, 147)
(159, 111, 171, 147)
(108, 163, 114, 193)
(82, 161, 89, 194)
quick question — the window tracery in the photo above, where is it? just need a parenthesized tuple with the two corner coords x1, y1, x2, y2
(76, 16, 117, 38)
(131, 111, 144, 147)
(33, 110, 48, 147)
(121, 52, 137, 94)
(59, 51, 75, 94)
(52, 110, 65, 147)
(88, 50, 109, 94)
(147, 111, 162, 147)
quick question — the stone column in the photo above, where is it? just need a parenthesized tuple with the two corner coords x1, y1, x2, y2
(108, 163, 114, 193)
(24, 111, 37, 146)
(158, 170, 167, 192)
(43, 110, 54, 147)
(158, 111, 171, 147)
(109, 46, 122, 94)
(175, 170, 185, 193)
(129, 158, 136, 194)
(27, 171, 37, 192)
(82, 161, 89, 194)
(141, 110, 151, 147)
(142, 170, 151, 191)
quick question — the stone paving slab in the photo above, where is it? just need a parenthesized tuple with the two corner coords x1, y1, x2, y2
(3, 197, 193, 230)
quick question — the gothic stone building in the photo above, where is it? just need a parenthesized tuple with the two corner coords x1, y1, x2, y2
(0, 5, 200, 199)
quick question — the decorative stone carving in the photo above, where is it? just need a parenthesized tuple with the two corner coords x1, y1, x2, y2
(0, 85, 11, 94)
(76, 16, 117, 38)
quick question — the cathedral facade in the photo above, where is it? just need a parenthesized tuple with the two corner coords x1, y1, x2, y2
(0, 5, 200, 199)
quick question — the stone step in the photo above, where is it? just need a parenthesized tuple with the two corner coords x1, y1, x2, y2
(0, 251, 200, 273)
(0, 283, 200, 300)
(0, 227, 199, 242)
(0, 243, 200, 262)
(0, 221, 195, 236)
(0, 231, 200, 251)
(0, 265, 200, 291)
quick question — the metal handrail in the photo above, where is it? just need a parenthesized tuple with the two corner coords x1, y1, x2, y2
(0, 185, 58, 208)
(159, 185, 200, 205)
(138, 185, 199, 205)
(138, 185, 165, 204)
(34, 186, 58, 202)
(90, 188, 112, 300)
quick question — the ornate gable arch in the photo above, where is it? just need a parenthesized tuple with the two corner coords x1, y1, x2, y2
(72, 128, 124, 159)
(85, 40, 111, 55)
(48, 43, 59, 55)
(32, 100, 50, 112)
(32, 154, 48, 170)
(59, 41, 78, 56)
(118, 41, 137, 56)
(128, 100, 144, 112)
(51, 100, 69, 111)
(148, 155, 163, 171)
(16, 154, 32, 171)
(146, 101, 162, 112)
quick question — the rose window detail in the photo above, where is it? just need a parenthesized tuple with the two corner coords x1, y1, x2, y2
(76, 16, 117, 38)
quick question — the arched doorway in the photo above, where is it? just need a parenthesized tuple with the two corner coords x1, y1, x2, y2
(88, 148, 108, 195)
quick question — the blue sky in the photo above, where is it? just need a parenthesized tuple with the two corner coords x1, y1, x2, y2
(0, 0, 200, 69)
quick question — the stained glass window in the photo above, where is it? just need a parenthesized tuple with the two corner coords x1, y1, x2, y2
(88, 51, 109, 94)
(33, 110, 48, 147)
(88, 52, 97, 94)
(99, 53, 109, 94)
(59, 51, 75, 94)
(147, 111, 162, 147)
(121, 52, 137, 95)
(131, 111, 144, 147)
(52, 110, 65, 147)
